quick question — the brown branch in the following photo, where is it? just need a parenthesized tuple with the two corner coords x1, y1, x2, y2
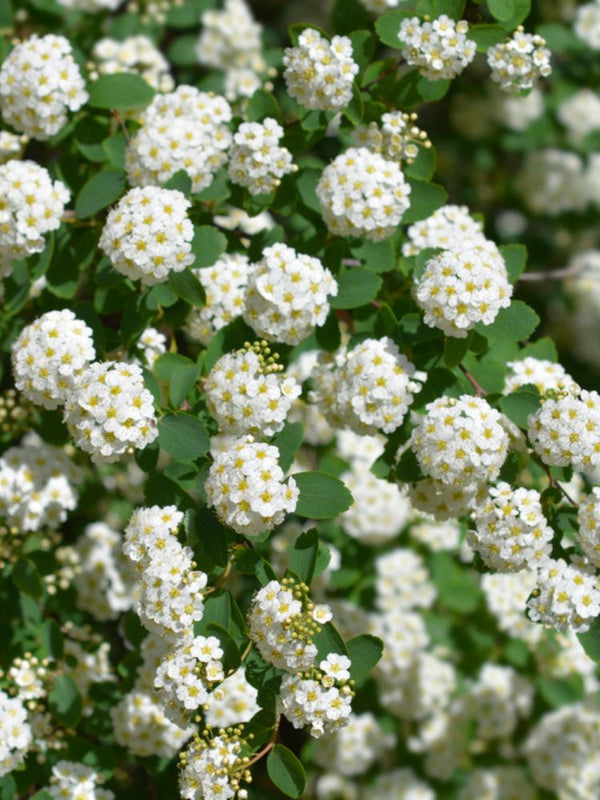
(518, 265, 582, 282)
(459, 365, 487, 397)
(110, 109, 130, 143)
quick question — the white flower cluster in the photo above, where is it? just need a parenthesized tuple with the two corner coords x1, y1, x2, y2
(414, 240, 513, 338)
(0, 438, 81, 531)
(577, 488, 600, 567)
(228, 118, 294, 195)
(92, 36, 174, 92)
(205, 345, 300, 437)
(0, 131, 27, 164)
(123, 506, 207, 637)
(528, 387, 600, 473)
(481, 570, 542, 646)
(406, 475, 484, 521)
(463, 663, 533, 741)
(398, 16, 476, 80)
(283, 28, 358, 112)
(409, 515, 461, 552)
(515, 149, 588, 215)
(64, 361, 158, 463)
(575, 0, 600, 49)
(379, 650, 456, 722)
(316, 147, 411, 241)
(313, 712, 394, 776)
(493, 86, 545, 131)
(204, 667, 259, 728)
(125, 86, 232, 193)
(505, 357, 573, 394)
(179, 730, 248, 800)
(154, 635, 224, 727)
(205, 436, 298, 537)
(564, 250, 600, 366)
(0, 35, 87, 140)
(469, 482, 554, 571)
(43, 760, 114, 800)
(312, 337, 421, 434)
(362, 768, 435, 800)
(196, 0, 265, 101)
(57, 0, 119, 11)
(248, 579, 326, 671)
(523, 701, 600, 799)
(244, 243, 338, 345)
(99, 187, 194, 286)
(136, 327, 167, 368)
(459, 767, 537, 800)
(12, 310, 95, 410)
(112, 689, 193, 758)
(0, 689, 31, 777)
(0, 160, 69, 271)
(280, 654, 354, 739)
(338, 464, 411, 544)
(186, 254, 250, 345)
(527, 558, 600, 633)
(74, 522, 136, 621)
(411, 395, 509, 490)
(487, 27, 551, 93)
(557, 89, 600, 144)
(402, 204, 484, 257)
(375, 549, 436, 612)
(352, 111, 431, 165)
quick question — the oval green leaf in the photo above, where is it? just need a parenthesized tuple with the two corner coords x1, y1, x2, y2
(88, 73, 155, 111)
(293, 472, 354, 519)
(267, 745, 307, 799)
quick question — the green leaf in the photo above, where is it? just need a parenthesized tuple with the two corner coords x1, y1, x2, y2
(49, 674, 82, 727)
(196, 590, 230, 634)
(154, 352, 195, 382)
(294, 472, 354, 519)
(578, 617, 600, 663)
(418, 76, 451, 101)
(158, 413, 209, 462)
(404, 145, 437, 181)
(165, 169, 193, 196)
(495, 0, 531, 29)
(168, 34, 201, 66)
(103, 133, 127, 169)
(247, 89, 282, 123)
(519, 337, 557, 362)
(235, 548, 277, 585)
(191, 225, 227, 269)
(350, 239, 395, 273)
(500, 389, 541, 429)
(168, 268, 206, 307)
(331, 0, 372, 34)
(271, 421, 304, 473)
(316, 310, 341, 352)
(500, 243, 527, 283)
(476, 300, 540, 341)
(88, 73, 156, 111)
(403, 180, 447, 224)
(313, 621, 349, 660)
(30, 792, 54, 800)
(289, 529, 319, 584)
(395, 447, 424, 482)
(443, 333, 471, 368)
(538, 676, 585, 708)
(488, 0, 515, 21)
(169, 362, 200, 408)
(468, 23, 507, 51)
(349, 29, 376, 71)
(346, 635, 383, 683)
(12, 558, 44, 598)
(343, 82, 364, 125)
(41, 619, 64, 660)
(189, 508, 230, 570)
(75, 168, 125, 219)
(296, 169, 322, 215)
(330, 269, 382, 309)
(376, 8, 416, 49)
(267, 745, 307, 799)
(207, 623, 241, 671)
(430, 552, 481, 613)
(536, 22, 584, 52)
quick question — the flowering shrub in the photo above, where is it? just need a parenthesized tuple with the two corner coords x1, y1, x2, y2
(1, 1, 600, 800)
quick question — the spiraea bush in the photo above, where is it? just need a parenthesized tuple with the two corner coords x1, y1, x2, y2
(2, 1, 600, 799)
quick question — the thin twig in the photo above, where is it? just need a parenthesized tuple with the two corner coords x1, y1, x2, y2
(459, 365, 486, 397)
(110, 109, 130, 143)
(362, 61, 402, 91)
